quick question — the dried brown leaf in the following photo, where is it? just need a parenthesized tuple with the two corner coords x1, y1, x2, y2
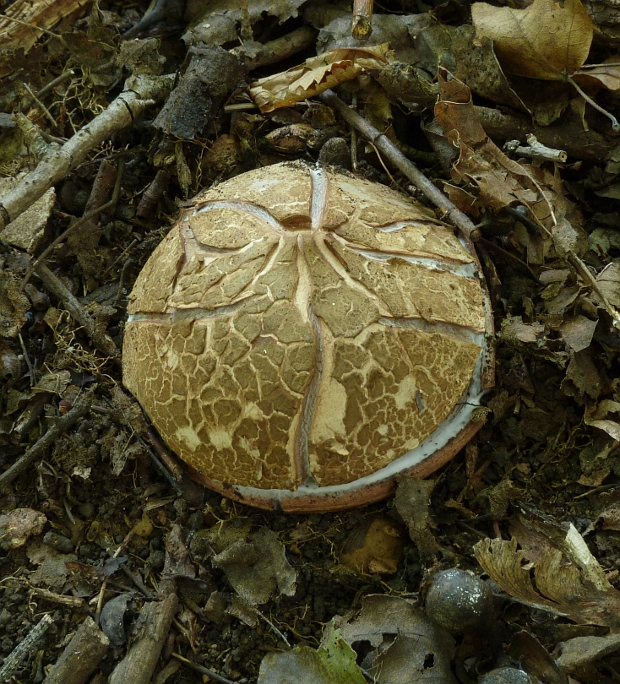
(584, 400, 620, 441)
(434, 71, 584, 246)
(474, 536, 620, 627)
(595, 260, 620, 308)
(575, 59, 620, 92)
(249, 45, 390, 113)
(340, 516, 405, 575)
(472, 0, 594, 80)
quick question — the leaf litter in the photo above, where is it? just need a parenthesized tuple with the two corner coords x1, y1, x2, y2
(2, 0, 620, 681)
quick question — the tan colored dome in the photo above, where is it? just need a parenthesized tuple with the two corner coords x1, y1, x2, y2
(123, 162, 493, 512)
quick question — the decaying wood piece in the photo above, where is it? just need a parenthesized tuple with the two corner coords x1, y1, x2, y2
(352, 0, 374, 39)
(108, 593, 178, 684)
(0, 74, 173, 231)
(0, 613, 53, 682)
(0, 0, 90, 51)
(42, 617, 109, 684)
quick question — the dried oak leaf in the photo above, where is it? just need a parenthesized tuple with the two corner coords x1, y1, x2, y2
(474, 537, 620, 628)
(471, 0, 594, 80)
(249, 45, 390, 113)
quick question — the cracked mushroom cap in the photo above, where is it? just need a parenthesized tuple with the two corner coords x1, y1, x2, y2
(123, 162, 493, 512)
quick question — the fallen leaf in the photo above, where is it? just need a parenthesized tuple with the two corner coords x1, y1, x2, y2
(559, 315, 597, 352)
(211, 527, 296, 604)
(336, 595, 457, 683)
(472, 0, 594, 80)
(556, 633, 620, 672)
(595, 260, 620, 308)
(317, 11, 432, 64)
(474, 532, 620, 627)
(575, 58, 620, 91)
(584, 400, 620, 441)
(500, 316, 545, 344)
(249, 45, 390, 113)
(452, 26, 530, 112)
(258, 626, 366, 684)
(434, 70, 585, 248)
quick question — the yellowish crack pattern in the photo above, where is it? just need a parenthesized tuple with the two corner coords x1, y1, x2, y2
(124, 163, 486, 490)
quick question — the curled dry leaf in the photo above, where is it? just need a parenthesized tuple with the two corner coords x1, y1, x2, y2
(249, 45, 390, 113)
(472, 0, 594, 80)
(474, 537, 620, 628)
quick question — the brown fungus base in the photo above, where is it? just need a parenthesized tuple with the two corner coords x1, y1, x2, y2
(123, 163, 492, 511)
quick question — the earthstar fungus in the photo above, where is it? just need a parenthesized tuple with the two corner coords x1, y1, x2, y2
(123, 162, 494, 512)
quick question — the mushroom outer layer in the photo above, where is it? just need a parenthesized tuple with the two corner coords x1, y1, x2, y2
(123, 162, 494, 512)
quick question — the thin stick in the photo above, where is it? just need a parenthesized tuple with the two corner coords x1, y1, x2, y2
(171, 653, 236, 684)
(0, 613, 53, 682)
(0, 74, 173, 230)
(352, 0, 373, 39)
(319, 89, 480, 241)
(0, 388, 94, 489)
(568, 76, 620, 132)
(21, 159, 124, 290)
(34, 264, 121, 362)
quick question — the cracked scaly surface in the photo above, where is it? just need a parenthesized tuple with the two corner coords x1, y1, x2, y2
(123, 162, 486, 491)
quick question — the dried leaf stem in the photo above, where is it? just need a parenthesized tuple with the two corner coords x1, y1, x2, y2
(319, 89, 480, 241)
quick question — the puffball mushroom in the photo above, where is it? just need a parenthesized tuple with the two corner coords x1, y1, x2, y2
(123, 162, 493, 512)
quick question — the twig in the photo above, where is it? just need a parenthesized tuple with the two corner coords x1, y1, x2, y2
(171, 653, 236, 684)
(352, 0, 373, 39)
(34, 263, 121, 362)
(0, 74, 173, 230)
(236, 25, 318, 70)
(108, 593, 178, 684)
(568, 76, 620, 132)
(22, 160, 123, 291)
(567, 252, 620, 328)
(0, 613, 53, 683)
(36, 69, 75, 99)
(42, 617, 109, 684)
(0, 388, 94, 489)
(319, 89, 480, 241)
